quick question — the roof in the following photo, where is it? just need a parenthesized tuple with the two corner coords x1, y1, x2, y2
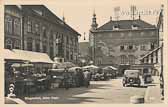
(4, 49, 54, 63)
(97, 19, 156, 31)
(79, 42, 89, 56)
(139, 45, 162, 60)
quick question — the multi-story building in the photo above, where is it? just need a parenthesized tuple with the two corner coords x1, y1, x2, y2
(4, 5, 80, 64)
(139, 6, 163, 76)
(4, 5, 22, 49)
(89, 12, 159, 75)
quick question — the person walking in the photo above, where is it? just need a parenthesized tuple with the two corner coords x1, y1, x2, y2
(83, 69, 90, 88)
(75, 69, 80, 87)
(63, 68, 70, 90)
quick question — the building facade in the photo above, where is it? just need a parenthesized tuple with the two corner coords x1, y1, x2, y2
(139, 6, 163, 76)
(4, 6, 22, 50)
(89, 13, 159, 74)
(4, 5, 80, 64)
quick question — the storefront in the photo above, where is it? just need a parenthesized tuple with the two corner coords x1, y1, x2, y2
(4, 49, 54, 96)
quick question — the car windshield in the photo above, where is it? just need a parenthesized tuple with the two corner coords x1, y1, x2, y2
(124, 70, 139, 77)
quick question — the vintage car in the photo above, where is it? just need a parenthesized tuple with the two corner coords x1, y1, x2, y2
(122, 70, 141, 87)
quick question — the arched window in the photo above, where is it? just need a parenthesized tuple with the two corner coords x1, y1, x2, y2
(128, 55, 136, 64)
(5, 16, 12, 34)
(5, 39, 13, 49)
(120, 55, 128, 64)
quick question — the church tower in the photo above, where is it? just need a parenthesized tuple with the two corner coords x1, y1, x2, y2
(89, 11, 98, 64)
(91, 11, 98, 30)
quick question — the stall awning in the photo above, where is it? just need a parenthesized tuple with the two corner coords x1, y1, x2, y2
(4, 49, 27, 61)
(103, 66, 117, 70)
(4, 49, 54, 63)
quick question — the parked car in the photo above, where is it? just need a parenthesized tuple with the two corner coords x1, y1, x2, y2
(122, 70, 141, 87)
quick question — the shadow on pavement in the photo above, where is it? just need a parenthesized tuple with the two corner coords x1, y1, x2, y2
(22, 83, 111, 104)
(125, 85, 147, 88)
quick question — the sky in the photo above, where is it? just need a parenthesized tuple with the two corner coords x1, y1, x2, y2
(45, 0, 164, 42)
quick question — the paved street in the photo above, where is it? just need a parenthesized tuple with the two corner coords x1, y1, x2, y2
(23, 77, 147, 104)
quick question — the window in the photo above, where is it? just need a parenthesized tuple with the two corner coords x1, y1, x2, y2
(27, 38, 32, 51)
(141, 45, 146, 51)
(128, 45, 133, 50)
(43, 45, 47, 53)
(5, 39, 12, 49)
(14, 18, 21, 35)
(146, 57, 149, 63)
(66, 36, 69, 44)
(14, 40, 20, 49)
(151, 54, 153, 63)
(120, 45, 124, 51)
(120, 55, 127, 64)
(150, 43, 155, 50)
(128, 55, 135, 64)
(50, 46, 53, 59)
(70, 53, 73, 60)
(132, 24, 138, 30)
(5, 16, 12, 34)
(156, 51, 158, 63)
(66, 50, 69, 60)
(42, 26, 47, 38)
(50, 31, 53, 40)
(35, 23, 40, 34)
(113, 25, 119, 30)
(27, 20, 32, 33)
(33, 9, 43, 16)
(97, 58, 102, 65)
(36, 43, 40, 52)
(27, 42, 32, 51)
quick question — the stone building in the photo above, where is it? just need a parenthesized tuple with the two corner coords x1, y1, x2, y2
(4, 5, 80, 64)
(89, 12, 159, 74)
(139, 6, 163, 76)
(4, 5, 22, 49)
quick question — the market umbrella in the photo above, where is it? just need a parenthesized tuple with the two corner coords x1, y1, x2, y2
(69, 67, 82, 71)
(103, 66, 117, 70)
(83, 65, 99, 69)
(11, 63, 34, 67)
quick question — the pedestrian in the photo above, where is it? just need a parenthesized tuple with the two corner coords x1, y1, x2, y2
(83, 69, 90, 88)
(75, 69, 80, 87)
(78, 69, 84, 86)
(63, 68, 70, 90)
